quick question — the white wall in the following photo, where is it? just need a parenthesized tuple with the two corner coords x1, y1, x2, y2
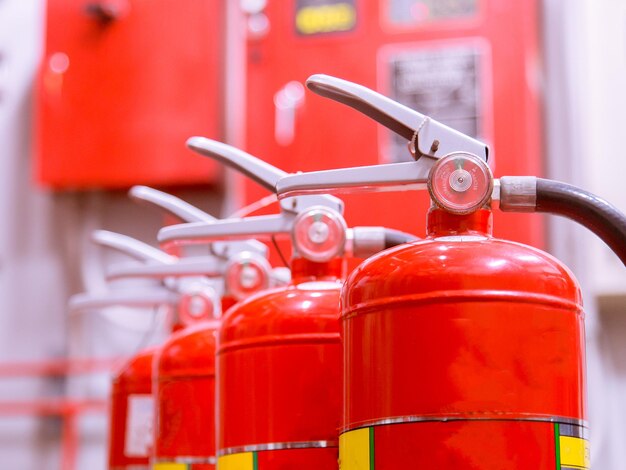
(0, 1, 64, 467)
(543, 0, 626, 468)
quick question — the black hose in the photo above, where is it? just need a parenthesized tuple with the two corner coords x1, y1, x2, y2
(384, 229, 419, 249)
(535, 178, 626, 265)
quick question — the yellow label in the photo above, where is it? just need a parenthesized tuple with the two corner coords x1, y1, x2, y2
(339, 427, 371, 470)
(560, 436, 590, 469)
(218, 452, 255, 470)
(153, 464, 187, 470)
(296, 3, 356, 35)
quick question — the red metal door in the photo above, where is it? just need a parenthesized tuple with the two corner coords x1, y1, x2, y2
(36, 0, 224, 189)
(242, 0, 543, 246)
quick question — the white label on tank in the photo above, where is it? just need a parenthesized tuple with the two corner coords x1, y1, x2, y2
(297, 281, 342, 291)
(124, 394, 154, 457)
(435, 235, 488, 242)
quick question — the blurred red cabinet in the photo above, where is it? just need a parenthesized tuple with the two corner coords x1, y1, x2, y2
(242, 0, 544, 247)
(36, 0, 224, 189)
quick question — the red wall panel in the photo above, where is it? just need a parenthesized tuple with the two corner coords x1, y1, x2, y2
(243, 0, 544, 247)
(36, 0, 225, 189)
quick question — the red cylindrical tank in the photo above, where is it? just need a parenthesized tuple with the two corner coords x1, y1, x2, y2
(152, 320, 220, 469)
(108, 306, 198, 470)
(216, 257, 344, 469)
(108, 347, 157, 470)
(339, 208, 588, 469)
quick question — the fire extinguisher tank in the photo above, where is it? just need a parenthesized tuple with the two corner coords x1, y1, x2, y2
(109, 347, 156, 470)
(154, 321, 219, 469)
(217, 258, 343, 468)
(340, 209, 586, 469)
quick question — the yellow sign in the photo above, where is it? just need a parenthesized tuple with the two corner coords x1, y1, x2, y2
(218, 452, 256, 470)
(560, 435, 590, 469)
(296, 3, 356, 35)
(339, 427, 372, 470)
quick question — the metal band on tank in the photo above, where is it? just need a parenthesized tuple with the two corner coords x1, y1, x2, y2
(342, 415, 589, 433)
(152, 455, 217, 465)
(217, 439, 338, 456)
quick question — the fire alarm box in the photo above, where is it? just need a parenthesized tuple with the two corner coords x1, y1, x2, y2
(35, 0, 225, 189)
(241, 0, 544, 247)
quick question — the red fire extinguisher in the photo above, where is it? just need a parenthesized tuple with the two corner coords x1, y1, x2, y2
(271, 74, 626, 469)
(108, 252, 280, 470)
(87, 227, 223, 470)
(74, 186, 252, 470)
(158, 139, 417, 469)
(150, 257, 287, 470)
(121, 187, 292, 469)
(107, 236, 285, 470)
(69, 287, 178, 470)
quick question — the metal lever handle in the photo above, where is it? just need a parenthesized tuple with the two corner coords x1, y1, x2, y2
(185, 137, 344, 214)
(68, 288, 179, 314)
(129, 186, 268, 258)
(107, 257, 223, 281)
(187, 137, 287, 191)
(306, 74, 489, 161)
(129, 186, 216, 223)
(162, 139, 345, 245)
(276, 160, 434, 199)
(92, 230, 176, 265)
(159, 214, 292, 244)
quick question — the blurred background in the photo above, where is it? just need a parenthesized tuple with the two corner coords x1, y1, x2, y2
(0, 0, 624, 468)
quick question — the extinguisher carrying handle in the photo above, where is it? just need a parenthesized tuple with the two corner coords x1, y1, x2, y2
(498, 176, 626, 266)
(159, 213, 294, 244)
(105, 260, 226, 318)
(92, 230, 177, 265)
(129, 185, 217, 224)
(68, 288, 179, 315)
(129, 185, 268, 259)
(276, 159, 435, 199)
(306, 74, 489, 162)
(271, 75, 489, 201)
(93, 230, 221, 292)
(274, 74, 492, 199)
(106, 256, 223, 281)
(186, 137, 344, 215)
(163, 138, 420, 258)
(187, 137, 287, 191)
(160, 138, 344, 244)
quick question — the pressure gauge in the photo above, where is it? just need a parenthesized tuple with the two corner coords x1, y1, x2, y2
(292, 207, 347, 263)
(179, 285, 218, 324)
(427, 152, 493, 215)
(225, 252, 271, 301)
